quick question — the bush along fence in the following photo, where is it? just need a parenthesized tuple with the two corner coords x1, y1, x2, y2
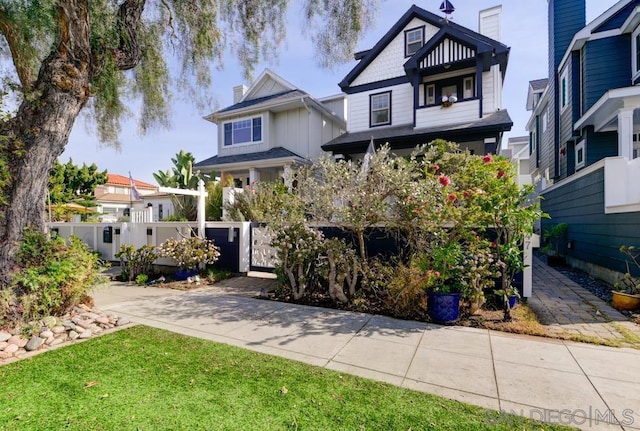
(225, 140, 545, 323)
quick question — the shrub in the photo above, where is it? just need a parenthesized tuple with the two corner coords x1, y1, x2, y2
(11, 230, 105, 321)
(115, 244, 158, 282)
(157, 237, 220, 270)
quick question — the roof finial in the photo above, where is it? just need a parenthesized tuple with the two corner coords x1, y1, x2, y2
(440, 0, 455, 23)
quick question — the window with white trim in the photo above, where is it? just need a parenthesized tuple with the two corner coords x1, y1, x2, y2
(542, 107, 548, 133)
(560, 68, 569, 111)
(575, 139, 585, 170)
(370, 92, 391, 127)
(405, 27, 424, 57)
(463, 77, 474, 99)
(426, 84, 435, 105)
(223, 116, 262, 146)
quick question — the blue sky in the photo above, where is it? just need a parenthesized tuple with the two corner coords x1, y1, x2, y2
(61, 0, 620, 184)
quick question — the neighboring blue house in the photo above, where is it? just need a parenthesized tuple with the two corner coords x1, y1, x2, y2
(322, 4, 512, 159)
(527, 0, 640, 283)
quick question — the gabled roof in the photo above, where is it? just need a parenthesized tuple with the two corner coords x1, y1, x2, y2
(340, 4, 509, 90)
(106, 173, 156, 189)
(204, 68, 345, 126)
(529, 79, 548, 92)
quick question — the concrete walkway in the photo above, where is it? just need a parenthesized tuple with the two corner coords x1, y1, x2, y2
(92, 280, 640, 431)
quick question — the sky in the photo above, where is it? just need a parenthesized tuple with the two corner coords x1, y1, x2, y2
(61, 0, 621, 184)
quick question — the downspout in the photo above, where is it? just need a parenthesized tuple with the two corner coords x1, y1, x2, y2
(476, 60, 483, 118)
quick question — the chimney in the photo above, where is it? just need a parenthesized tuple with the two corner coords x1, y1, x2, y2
(549, 0, 585, 76)
(478, 6, 502, 41)
(233, 85, 248, 103)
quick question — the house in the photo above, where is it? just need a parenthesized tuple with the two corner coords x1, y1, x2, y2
(94, 173, 174, 222)
(527, 0, 640, 283)
(499, 136, 532, 186)
(322, 4, 512, 160)
(194, 69, 347, 187)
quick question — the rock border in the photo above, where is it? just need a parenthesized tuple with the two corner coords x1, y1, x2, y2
(0, 304, 132, 366)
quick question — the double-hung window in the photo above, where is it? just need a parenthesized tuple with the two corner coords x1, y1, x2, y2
(370, 92, 391, 127)
(223, 117, 262, 146)
(560, 68, 568, 111)
(405, 27, 424, 57)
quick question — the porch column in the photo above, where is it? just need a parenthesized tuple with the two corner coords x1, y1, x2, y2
(617, 107, 635, 160)
(282, 164, 292, 188)
(249, 167, 260, 185)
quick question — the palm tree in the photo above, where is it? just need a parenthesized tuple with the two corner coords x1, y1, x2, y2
(153, 150, 204, 220)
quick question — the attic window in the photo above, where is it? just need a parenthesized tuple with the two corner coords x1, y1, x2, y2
(405, 27, 424, 57)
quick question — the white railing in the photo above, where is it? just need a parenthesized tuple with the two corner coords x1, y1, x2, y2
(131, 207, 153, 223)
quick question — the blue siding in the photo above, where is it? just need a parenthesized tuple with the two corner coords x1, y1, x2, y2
(541, 168, 640, 275)
(583, 36, 631, 111)
(549, 0, 586, 73)
(585, 127, 617, 165)
(593, 1, 640, 33)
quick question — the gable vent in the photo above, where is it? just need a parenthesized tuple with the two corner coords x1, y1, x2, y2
(421, 38, 475, 68)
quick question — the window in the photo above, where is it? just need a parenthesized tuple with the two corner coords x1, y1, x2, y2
(560, 68, 568, 111)
(158, 204, 163, 220)
(223, 116, 262, 146)
(636, 33, 640, 73)
(405, 27, 424, 57)
(370, 92, 391, 127)
(575, 139, 585, 170)
(441, 84, 457, 100)
(542, 108, 548, 132)
(463, 77, 474, 99)
(426, 84, 435, 105)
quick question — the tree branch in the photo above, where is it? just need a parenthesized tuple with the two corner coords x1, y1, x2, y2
(0, 6, 36, 91)
(113, 0, 146, 70)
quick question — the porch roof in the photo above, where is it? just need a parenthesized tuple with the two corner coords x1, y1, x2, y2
(194, 147, 309, 172)
(321, 109, 512, 155)
(574, 86, 640, 132)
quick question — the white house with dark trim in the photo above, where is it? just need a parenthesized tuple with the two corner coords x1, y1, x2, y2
(322, 4, 512, 159)
(194, 69, 347, 187)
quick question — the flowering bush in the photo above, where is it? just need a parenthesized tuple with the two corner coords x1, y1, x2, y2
(157, 237, 220, 270)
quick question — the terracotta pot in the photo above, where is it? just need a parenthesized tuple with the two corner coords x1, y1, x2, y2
(611, 291, 640, 311)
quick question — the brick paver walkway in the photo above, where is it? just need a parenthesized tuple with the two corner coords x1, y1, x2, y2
(529, 257, 640, 348)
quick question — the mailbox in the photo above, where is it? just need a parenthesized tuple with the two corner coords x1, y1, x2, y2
(103, 226, 113, 243)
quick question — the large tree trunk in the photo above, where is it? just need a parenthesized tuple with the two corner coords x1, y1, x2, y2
(0, 0, 144, 286)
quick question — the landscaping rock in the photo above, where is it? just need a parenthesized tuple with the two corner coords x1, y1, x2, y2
(7, 335, 27, 348)
(73, 318, 94, 330)
(68, 331, 79, 340)
(41, 316, 57, 328)
(4, 344, 19, 354)
(25, 337, 45, 351)
(78, 330, 92, 339)
(83, 312, 100, 320)
(0, 351, 13, 359)
(52, 326, 66, 335)
(95, 316, 110, 325)
(0, 331, 11, 342)
(40, 330, 54, 339)
(49, 338, 65, 347)
(45, 336, 55, 345)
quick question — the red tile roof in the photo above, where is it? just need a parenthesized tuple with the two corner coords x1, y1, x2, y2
(107, 173, 157, 189)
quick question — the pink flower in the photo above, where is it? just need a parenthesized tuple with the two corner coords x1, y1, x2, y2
(448, 193, 457, 202)
(491, 241, 497, 248)
(483, 154, 493, 163)
(438, 175, 451, 186)
(432, 164, 440, 171)
(497, 170, 506, 179)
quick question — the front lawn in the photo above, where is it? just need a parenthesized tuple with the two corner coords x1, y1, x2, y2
(0, 326, 571, 430)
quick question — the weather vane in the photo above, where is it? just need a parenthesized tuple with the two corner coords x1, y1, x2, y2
(440, 0, 455, 23)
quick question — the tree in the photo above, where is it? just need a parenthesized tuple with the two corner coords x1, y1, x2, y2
(0, 0, 377, 282)
(153, 150, 204, 220)
(48, 158, 108, 206)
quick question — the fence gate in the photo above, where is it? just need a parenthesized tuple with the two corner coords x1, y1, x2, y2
(249, 222, 277, 273)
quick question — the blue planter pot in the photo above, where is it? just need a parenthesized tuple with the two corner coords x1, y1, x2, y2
(428, 292, 460, 324)
(175, 268, 198, 281)
(508, 295, 518, 309)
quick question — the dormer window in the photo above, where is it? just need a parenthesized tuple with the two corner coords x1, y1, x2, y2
(405, 27, 424, 57)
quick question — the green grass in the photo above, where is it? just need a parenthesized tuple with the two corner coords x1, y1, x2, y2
(0, 326, 571, 431)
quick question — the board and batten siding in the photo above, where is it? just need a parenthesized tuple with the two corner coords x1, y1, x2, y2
(347, 84, 413, 132)
(558, 61, 574, 179)
(351, 18, 439, 87)
(541, 167, 640, 275)
(217, 112, 271, 157)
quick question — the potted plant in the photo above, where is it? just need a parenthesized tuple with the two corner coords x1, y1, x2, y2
(157, 236, 221, 281)
(417, 241, 466, 324)
(612, 245, 640, 311)
(542, 223, 568, 267)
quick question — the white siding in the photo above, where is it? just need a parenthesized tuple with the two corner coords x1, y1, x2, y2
(482, 69, 496, 112)
(348, 83, 413, 132)
(249, 79, 290, 99)
(415, 99, 480, 129)
(478, 6, 502, 42)
(217, 112, 271, 157)
(352, 18, 439, 86)
(320, 97, 348, 122)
